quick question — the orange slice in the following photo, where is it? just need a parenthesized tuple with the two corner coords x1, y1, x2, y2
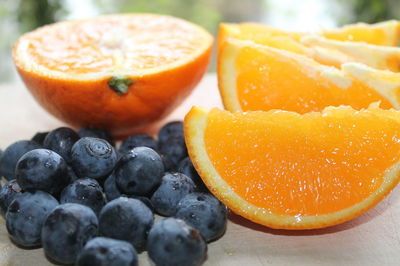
(301, 35, 400, 71)
(184, 105, 400, 229)
(218, 39, 399, 113)
(13, 14, 213, 137)
(320, 20, 400, 46)
(218, 20, 400, 50)
(218, 23, 400, 70)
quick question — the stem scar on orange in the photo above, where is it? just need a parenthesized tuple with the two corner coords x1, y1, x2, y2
(13, 14, 213, 137)
(184, 105, 400, 229)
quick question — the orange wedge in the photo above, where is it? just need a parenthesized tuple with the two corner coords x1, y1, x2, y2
(218, 23, 400, 71)
(13, 14, 213, 137)
(218, 39, 400, 113)
(184, 105, 400, 229)
(218, 20, 400, 51)
(320, 20, 400, 46)
(301, 35, 400, 71)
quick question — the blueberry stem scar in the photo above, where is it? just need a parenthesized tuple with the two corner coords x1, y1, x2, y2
(108, 76, 133, 95)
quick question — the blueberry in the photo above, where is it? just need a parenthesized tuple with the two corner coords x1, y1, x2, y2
(129, 195, 154, 211)
(159, 135, 188, 169)
(158, 121, 184, 145)
(31, 131, 49, 145)
(71, 137, 117, 179)
(43, 127, 80, 164)
(160, 153, 174, 172)
(103, 173, 123, 201)
(119, 134, 158, 154)
(6, 191, 58, 247)
(175, 192, 227, 242)
(0, 179, 22, 217)
(60, 178, 106, 216)
(67, 166, 79, 183)
(115, 147, 164, 196)
(0, 140, 41, 180)
(42, 203, 98, 264)
(151, 173, 195, 216)
(99, 197, 153, 251)
(178, 157, 208, 192)
(147, 218, 207, 266)
(76, 237, 138, 266)
(15, 149, 69, 195)
(78, 126, 115, 147)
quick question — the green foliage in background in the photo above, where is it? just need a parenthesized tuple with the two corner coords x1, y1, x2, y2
(17, 0, 65, 33)
(338, 0, 400, 24)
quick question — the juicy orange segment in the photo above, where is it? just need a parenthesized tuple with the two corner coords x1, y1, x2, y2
(185, 105, 400, 229)
(218, 39, 397, 113)
(321, 20, 400, 46)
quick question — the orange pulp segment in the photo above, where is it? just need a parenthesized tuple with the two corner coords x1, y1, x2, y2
(184, 105, 400, 229)
(218, 39, 398, 113)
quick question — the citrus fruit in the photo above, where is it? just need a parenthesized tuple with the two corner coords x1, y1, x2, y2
(218, 39, 398, 113)
(218, 20, 400, 51)
(13, 14, 213, 137)
(301, 35, 400, 72)
(320, 20, 400, 46)
(218, 22, 400, 70)
(184, 105, 400, 229)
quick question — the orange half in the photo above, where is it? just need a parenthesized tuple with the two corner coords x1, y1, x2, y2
(184, 105, 400, 229)
(13, 14, 213, 136)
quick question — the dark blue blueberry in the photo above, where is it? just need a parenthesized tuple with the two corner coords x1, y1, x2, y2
(115, 147, 164, 196)
(78, 126, 115, 147)
(76, 237, 138, 266)
(60, 178, 106, 216)
(99, 197, 153, 251)
(151, 173, 195, 216)
(67, 166, 79, 183)
(178, 157, 208, 192)
(43, 127, 80, 164)
(129, 195, 154, 212)
(6, 191, 58, 247)
(15, 149, 69, 195)
(147, 218, 207, 266)
(158, 121, 184, 145)
(31, 131, 49, 145)
(103, 173, 123, 201)
(42, 203, 98, 265)
(0, 179, 22, 217)
(175, 192, 227, 242)
(71, 137, 117, 179)
(159, 135, 188, 169)
(119, 134, 158, 154)
(0, 140, 41, 180)
(160, 153, 174, 172)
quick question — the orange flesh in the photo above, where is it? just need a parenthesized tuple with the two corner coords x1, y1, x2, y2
(322, 27, 397, 46)
(204, 108, 400, 216)
(25, 14, 208, 74)
(236, 46, 394, 113)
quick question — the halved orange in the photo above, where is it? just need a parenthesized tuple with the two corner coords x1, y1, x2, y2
(218, 39, 399, 114)
(184, 105, 400, 229)
(13, 14, 213, 137)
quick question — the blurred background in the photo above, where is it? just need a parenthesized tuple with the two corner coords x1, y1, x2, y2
(1, 0, 400, 83)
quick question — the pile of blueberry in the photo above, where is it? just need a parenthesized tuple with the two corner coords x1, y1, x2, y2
(0, 121, 228, 266)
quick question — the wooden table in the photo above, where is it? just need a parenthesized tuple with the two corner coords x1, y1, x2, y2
(1, 74, 400, 265)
